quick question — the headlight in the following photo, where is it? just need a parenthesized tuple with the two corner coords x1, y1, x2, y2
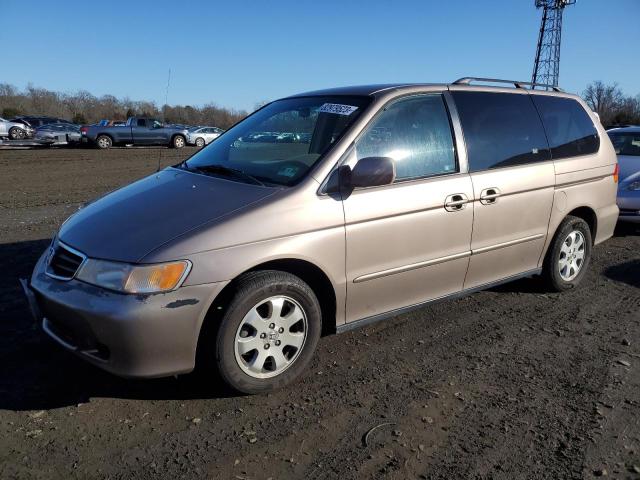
(628, 181, 640, 191)
(76, 259, 191, 293)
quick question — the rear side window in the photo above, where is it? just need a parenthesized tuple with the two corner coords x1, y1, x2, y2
(531, 95, 599, 159)
(355, 94, 457, 182)
(137, 119, 147, 127)
(451, 91, 551, 172)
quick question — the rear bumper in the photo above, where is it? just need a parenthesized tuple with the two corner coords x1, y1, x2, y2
(25, 250, 227, 378)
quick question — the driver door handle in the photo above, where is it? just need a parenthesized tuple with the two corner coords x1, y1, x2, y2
(444, 193, 469, 212)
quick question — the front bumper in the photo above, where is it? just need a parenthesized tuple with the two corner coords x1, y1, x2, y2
(24, 250, 227, 378)
(617, 189, 640, 223)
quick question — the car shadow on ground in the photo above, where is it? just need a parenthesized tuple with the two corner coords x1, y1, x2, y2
(614, 222, 640, 237)
(606, 222, 640, 287)
(487, 275, 549, 294)
(0, 239, 237, 412)
(604, 259, 640, 288)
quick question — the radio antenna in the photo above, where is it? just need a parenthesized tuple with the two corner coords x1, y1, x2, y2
(157, 68, 172, 172)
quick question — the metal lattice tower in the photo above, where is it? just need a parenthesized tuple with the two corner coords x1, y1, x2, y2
(531, 0, 576, 89)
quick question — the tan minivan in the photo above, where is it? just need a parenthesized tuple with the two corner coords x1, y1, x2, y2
(23, 78, 619, 394)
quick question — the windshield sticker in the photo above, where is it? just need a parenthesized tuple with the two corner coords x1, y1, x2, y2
(318, 103, 359, 116)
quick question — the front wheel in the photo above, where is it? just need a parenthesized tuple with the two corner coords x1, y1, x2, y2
(213, 271, 321, 394)
(172, 135, 185, 148)
(542, 215, 592, 292)
(195, 137, 205, 148)
(9, 127, 25, 140)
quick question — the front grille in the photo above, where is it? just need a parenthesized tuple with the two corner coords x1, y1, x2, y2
(46, 243, 85, 279)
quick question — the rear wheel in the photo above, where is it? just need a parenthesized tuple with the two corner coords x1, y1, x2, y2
(96, 135, 112, 149)
(9, 127, 25, 140)
(542, 215, 592, 291)
(195, 137, 205, 147)
(213, 271, 321, 394)
(172, 135, 185, 148)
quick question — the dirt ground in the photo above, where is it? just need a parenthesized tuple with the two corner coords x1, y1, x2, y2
(0, 147, 639, 480)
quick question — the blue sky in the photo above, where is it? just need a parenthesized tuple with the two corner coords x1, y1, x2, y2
(2, 0, 638, 111)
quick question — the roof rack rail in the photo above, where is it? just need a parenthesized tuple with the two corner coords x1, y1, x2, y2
(452, 77, 563, 92)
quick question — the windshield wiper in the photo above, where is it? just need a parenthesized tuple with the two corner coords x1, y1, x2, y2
(184, 163, 265, 186)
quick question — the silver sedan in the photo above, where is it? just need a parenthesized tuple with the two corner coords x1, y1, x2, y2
(186, 127, 224, 147)
(34, 123, 82, 146)
(608, 127, 640, 223)
(0, 117, 35, 139)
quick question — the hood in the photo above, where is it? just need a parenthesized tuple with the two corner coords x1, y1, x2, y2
(618, 155, 640, 184)
(58, 168, 276, 263)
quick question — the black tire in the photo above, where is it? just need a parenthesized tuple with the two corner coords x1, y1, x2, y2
(9, 126, 25, 140)
(542, 215, 592, 292)
(172, 135, 186, 148)
(96, 135, 112, 149)
(213, 270, 322, 394)
(195, 137, 205, 148)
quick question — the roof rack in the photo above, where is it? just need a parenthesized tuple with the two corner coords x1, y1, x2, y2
(452, 77, 563, 92)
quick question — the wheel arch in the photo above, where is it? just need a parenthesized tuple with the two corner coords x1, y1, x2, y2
(566, 206, 598, 243)
(95, 132, 114, 144)
(194, 257, 338, 370)
(540, 204, 599, 268)
(171, 133, 186, 145)
(198, 257, 337, 338)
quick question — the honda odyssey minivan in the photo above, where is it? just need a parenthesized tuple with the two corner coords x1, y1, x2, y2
(22, 78, 619, 394)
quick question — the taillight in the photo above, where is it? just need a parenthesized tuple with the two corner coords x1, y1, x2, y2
(80, 126, 88, 136)
(613, 163, 619, 183)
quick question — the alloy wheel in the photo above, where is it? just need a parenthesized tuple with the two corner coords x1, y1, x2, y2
(558, 230, 586, 281)
(234, 295, 308, 379)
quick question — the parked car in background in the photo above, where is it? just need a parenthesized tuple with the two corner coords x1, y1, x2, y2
(80, 117, 190, 149)
(10, 116, 72, 128)
(0, 116, 35, 139)
(186, 126, 224, 147)
(608, 126, 640, 222)
(22, 78, 618, 395)
(34, 123, 82, 146)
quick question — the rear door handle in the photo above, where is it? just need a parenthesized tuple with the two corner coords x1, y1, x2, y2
(480, 187, 501, 205)
(444, 193, 469, 212)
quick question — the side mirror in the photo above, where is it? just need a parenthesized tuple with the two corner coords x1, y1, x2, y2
(350, 156, 396, 188)
(324, 156, 395, 198)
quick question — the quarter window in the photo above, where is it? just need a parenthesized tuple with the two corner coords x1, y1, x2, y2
(355, 95, 457, 182)
(452, 91, 551, 172)
(531, 95, 599, 159)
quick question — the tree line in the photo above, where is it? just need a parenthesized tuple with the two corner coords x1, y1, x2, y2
(0, 81, 638, 130)
(0, 83, 248, 129)
(582, 81, 640, 128)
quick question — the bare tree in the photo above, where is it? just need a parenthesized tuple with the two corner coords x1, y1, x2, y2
(582, 81, 625, 126)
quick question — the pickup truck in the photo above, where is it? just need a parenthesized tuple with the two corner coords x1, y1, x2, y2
(80, 117, 190, 149)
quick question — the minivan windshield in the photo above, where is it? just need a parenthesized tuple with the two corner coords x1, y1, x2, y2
(180, 96, 371, 186)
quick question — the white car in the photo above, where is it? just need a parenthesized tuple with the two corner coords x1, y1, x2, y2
(0, 117, 35, 140)
(186, 126, 224, 147)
